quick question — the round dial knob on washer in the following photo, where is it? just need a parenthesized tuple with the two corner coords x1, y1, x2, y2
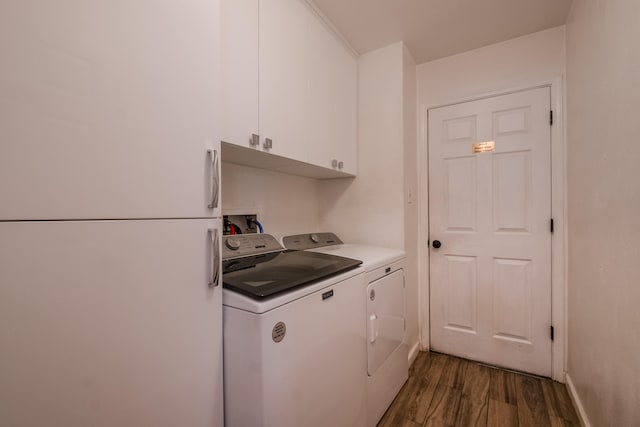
(226, 238, 241, 250)
(310, 234, 320, 244)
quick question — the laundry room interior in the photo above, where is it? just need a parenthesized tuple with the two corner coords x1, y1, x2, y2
(1, 0, 638, 426)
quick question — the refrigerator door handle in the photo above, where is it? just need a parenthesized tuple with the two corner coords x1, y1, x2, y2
(207, 149, 220, 210)
(209, 228, 220, 288)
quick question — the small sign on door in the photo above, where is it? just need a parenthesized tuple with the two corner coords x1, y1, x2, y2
(472, 141, 495, 154)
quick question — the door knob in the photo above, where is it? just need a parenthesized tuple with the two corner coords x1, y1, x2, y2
(432, 240, 442, 249)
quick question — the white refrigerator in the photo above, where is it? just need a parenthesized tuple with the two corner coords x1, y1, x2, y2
(0, 1, 224, 426)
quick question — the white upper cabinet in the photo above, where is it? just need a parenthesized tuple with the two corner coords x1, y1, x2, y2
(220, 0, 259, 150)
(221, 0, 358, 178)
(259, 0, 312, 164)
(306, 12, 358, 176)
(0, 1, 222, 220)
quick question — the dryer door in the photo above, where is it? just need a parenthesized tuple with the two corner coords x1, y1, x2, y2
(367, 269, 405, 375)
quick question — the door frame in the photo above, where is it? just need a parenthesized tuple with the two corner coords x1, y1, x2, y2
(417, 77, 566, 382)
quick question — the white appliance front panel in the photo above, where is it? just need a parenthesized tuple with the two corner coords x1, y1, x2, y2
(0, 1, 221, 220)
(367, 269, 406, 376)
(366, 343, 408, 427)
(224, 273, 367, 427)
(0, 219, 223, 427)
(222, 265, 364, 313)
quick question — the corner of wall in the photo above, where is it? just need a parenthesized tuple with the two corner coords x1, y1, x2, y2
(565, 0, 640, 424)
(565, 373, 592, 427)
(402, 42, 420, 355)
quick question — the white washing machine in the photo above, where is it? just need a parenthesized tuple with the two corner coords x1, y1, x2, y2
(282, 233, 408, 427)
(221, 234, 367, 427)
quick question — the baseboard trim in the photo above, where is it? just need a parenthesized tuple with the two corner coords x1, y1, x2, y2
(565, 373, 591, 427)
(408, 341, 420, 366)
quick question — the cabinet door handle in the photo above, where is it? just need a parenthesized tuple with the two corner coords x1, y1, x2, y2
(332, 159, 338, 168)
(338, 161, 344, 170)
(263, 138, 273, 149)
(207, 149, 219, 209)
(250, 134, 260, 146)
(209, 228, 220, 288)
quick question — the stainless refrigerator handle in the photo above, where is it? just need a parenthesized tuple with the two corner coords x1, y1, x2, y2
(209, 228, 220, 288)
(207, 149, 220, 209)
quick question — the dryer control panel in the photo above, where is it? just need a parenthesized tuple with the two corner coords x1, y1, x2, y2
(282, 233, 343, 250)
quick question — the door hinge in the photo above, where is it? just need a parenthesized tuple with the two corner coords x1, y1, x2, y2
(550, 218, 554, 233)
(550, 325, 555, 341)
(550, 110, 553, 125)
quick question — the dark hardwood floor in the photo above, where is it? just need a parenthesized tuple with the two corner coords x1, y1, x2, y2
(378, 351, 580, 427)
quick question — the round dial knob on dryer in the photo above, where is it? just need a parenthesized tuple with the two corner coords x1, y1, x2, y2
(310, 234, 320, 244)
(226, 238, 241, 250)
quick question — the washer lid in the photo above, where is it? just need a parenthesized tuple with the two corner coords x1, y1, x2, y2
(222, 250, 362, 300)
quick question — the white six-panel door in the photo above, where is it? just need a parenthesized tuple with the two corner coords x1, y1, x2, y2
(428, 87, 552, 376)
(0, 0, 221, 220)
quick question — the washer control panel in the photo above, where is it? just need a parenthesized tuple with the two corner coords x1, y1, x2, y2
(222, 234, 283, 260)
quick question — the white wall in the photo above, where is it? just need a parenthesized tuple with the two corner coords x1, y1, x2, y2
(416, 27, 566, 348)
(221, 162, 321, 237)
(318, 42, 420, 354)
(565, 1, 640, 425)
(319, 42, 405, 249)
(402, 46, 419, 356)
(417, 25, 566, 107)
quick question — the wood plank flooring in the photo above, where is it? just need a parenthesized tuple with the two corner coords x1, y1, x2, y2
(378, 352, 579, 427)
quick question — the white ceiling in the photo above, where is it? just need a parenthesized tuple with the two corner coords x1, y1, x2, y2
(310, 0, 573, 64)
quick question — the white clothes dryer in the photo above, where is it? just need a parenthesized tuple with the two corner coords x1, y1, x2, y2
(282, 233, 408, 427)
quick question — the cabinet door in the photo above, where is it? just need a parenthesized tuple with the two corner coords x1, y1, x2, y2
(221, 0, 259, 150)
(307, 16, 358, 176)
(258, 0, 312, 163)
(0, 1, 221, 220)
(0, 219, 223, 427)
